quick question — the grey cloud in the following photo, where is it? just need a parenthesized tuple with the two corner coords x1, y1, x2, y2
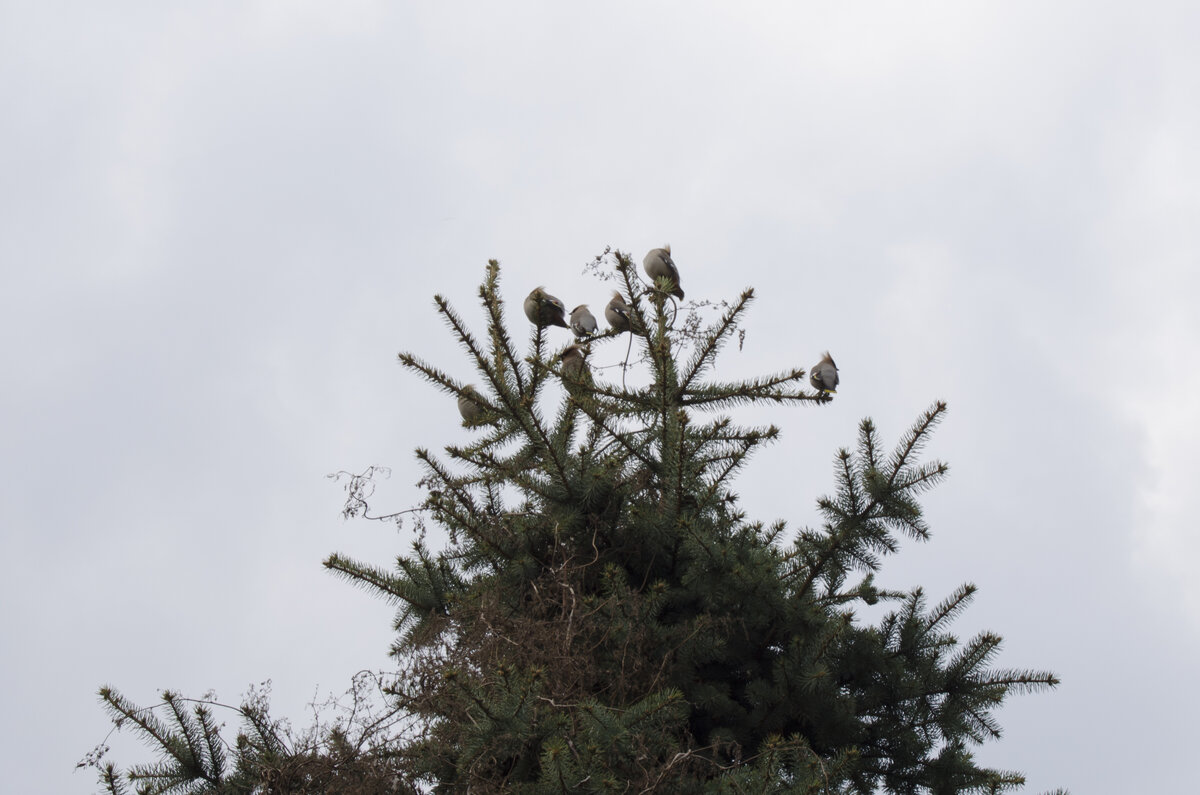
(3, 4, 1199, 793)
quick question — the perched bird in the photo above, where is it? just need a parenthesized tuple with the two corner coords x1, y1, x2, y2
(569, 304, 598, 338)
(458, 384, 484, 422)
(524, 287, 570, 328)
(809, 352, 839, 395)
(561, 344, 590, 381)
(605, 291, 632, 332)
(643, 245, 684, 300)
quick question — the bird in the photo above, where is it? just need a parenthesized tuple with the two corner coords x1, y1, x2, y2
(643, 245, 684, 300)
(569, 304, 598, 338)
(458, 385, 484, 422)
(809, 352, 839, 395)
(561, 344, 590, 381)
(524, 287, 569, 328)
(605, 291, 632, 332)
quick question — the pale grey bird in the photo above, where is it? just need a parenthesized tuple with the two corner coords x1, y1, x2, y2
(458, 384, 484, 422)
(605, 291, 631, 332)
(561, 343, 590, 381)
(809, 352, 839, 395)
(569, 304, 598, 338)
(643, 245, 684, 300)
(524, 287, 569, 328)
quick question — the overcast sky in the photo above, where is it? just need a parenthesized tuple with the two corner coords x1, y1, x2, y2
(3, 3, 1199, 793)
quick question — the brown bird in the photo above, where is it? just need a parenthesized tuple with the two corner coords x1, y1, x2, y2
(524, 287, 570, 328)
(561, 344, 590, 381)
(809, 352, 839, 395)
(605, 291, 632, 332)
(643, 245, 684, 300)
(569, 304, 598, 338)
(458, 384, 484, 422)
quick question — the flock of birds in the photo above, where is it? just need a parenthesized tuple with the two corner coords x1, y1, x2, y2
(457, 246, 839, 422)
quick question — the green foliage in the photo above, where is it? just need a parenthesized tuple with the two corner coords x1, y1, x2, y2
(87, 678, 412, 794)
(89, 250, 1060, 793)
(337, 251, 1057, 791)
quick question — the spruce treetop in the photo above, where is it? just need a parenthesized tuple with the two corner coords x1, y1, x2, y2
(327, 249, 1059, 792)
(89, 248, 1061, 795)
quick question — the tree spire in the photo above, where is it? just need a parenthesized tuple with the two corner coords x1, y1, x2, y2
(88, 250, 1060, 795)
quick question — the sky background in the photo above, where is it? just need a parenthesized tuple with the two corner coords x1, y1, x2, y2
(3, 2, 1198, 792)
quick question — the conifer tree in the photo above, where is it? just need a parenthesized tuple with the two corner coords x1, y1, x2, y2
(89, 250, 1060, 794)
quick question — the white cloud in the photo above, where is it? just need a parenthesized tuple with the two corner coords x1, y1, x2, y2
(1120, 310, 1200, 615)
(1091, 54, 1200, 625)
